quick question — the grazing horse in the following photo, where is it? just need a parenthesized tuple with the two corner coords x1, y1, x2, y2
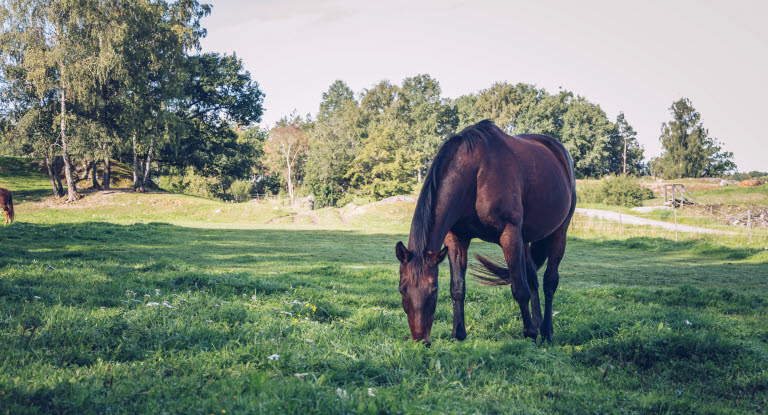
(395, 120, 576, 345)
(0, 187, 14, 225)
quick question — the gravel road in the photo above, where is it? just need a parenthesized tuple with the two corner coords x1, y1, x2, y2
(574, 208, 730, 234)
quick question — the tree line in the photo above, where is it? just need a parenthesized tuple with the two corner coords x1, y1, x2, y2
(1, 1, 736, 207)
(260, 78, 735, 208)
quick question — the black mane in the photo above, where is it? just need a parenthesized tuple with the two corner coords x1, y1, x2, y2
(411, 120, 502, 255)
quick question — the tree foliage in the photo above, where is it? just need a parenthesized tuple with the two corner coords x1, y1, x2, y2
(0, 0, 264, 200)
(263, 123, 309, 203)
(650, 98, 735, 178)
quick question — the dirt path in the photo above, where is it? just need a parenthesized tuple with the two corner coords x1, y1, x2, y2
(575, 208, 732, 234)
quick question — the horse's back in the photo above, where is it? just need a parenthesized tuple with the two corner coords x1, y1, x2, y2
(474, 132, 575, 241)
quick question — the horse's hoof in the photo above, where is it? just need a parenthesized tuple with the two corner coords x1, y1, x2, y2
(523, 328, 539, 340)
(452, 329, 467, 341)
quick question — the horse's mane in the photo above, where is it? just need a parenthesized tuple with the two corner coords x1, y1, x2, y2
(411, 120, 502, 255)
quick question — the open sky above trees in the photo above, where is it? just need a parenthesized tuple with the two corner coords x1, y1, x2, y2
(0, 0, 756, 207)
(200, 0, 766, 172)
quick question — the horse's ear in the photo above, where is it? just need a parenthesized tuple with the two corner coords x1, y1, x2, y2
(396, 241, 412, 264)
(426, 246, 449, 264)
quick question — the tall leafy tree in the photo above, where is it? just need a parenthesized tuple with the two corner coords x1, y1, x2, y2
(264, 123, 309, 204)
(559, 96, 613, 177)
(607, 112, 644, 175)
(0, 0, 96, 201)
(397, 74, 457, 183)
(652, 98, 735, 178)
(305, 81, 362, 206)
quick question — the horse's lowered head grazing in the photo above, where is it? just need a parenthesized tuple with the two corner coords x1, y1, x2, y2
(396, 241, 447, 346)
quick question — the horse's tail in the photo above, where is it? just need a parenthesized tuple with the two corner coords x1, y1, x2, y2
(471, 254, 511, 286)
(472, 240, 548, 285)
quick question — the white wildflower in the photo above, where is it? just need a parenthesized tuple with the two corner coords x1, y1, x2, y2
(267, 354, 280, 361)
(305, 339, 314, 343)
(367, 388, 375, 397)
(162, 301, 173, 309)
(294, 373, 309, 378)
(552, 311, 559, 316)
(33, 296, 41, 300)
(146, 302, 160, 307)
(336, 388, 347, 399)
(685, 320, 692, 325)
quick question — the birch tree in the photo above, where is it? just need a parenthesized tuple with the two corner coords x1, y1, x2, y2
(264, 124, 308, 204)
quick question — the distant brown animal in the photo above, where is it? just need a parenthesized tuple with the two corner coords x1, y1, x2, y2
(0, 187, 14, 225)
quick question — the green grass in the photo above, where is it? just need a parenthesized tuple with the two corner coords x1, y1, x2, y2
(1, 158, 767, 414)
(689, 185, 768, 206)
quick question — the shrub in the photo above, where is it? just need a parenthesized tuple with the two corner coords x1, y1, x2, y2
(577, 182, 604, 204)
(600, 175, 653, 207)
(157, 167, 224, 199)
(577, 176, 653, 207)
(229, 179, 253, 202)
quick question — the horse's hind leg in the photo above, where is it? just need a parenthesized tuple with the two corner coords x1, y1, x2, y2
(500, 224, 537, 340)
(541, 226, 568, 343)
(525, 243, 543, 331)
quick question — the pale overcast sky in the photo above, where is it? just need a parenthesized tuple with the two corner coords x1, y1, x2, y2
(201, 0, 767, 172)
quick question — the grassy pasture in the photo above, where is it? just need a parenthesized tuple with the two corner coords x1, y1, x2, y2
(1, 160, 768, 414)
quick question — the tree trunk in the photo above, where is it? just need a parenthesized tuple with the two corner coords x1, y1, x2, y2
(141, 136, 154, 192)
(45, 154, 63, 198)
(285, 153, 294, 204)
(59, 65, 78, 203)
(417, 170, 422, 184)
(103, 155, 111, 189)
(622, 138, 627, 176)
(82, 158, 91, 181)
(132, 132, 139, 190)
(91, 158, 101, 190)
(54, 157, 64, 195)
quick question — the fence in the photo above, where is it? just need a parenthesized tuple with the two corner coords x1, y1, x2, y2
(569, 208, 768, 243)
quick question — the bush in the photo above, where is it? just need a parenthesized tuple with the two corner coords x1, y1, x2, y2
(229, 179, 253, 202)
(577, 182, 604, 204)
(600, 175, 653, 207)
(577, 176, 653, 207)
(157, 167, 224, 199)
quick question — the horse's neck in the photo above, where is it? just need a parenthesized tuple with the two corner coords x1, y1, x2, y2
(410, 182, 468, 252)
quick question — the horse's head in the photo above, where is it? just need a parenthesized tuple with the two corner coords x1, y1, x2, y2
(395, 241, 448, 346)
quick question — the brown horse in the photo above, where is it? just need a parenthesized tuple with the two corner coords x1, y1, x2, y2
(396, 120, 576, 345)
(0, 187, 14, 225)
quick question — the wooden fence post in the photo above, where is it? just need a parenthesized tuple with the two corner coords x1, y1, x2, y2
(619, 206, 623, 236)
(748, 210, 752, 243)
(674, 209, 678, 241)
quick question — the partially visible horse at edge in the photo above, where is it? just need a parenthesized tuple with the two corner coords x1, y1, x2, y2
(395, 120, 576, 345)
(0, 187, 14, 225)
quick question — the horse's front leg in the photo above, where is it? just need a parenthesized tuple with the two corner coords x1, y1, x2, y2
(445, 231, 470, 341)
(501, 224, 538, 340)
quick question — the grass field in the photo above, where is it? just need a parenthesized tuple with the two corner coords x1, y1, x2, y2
(2, 159, 768, 414)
